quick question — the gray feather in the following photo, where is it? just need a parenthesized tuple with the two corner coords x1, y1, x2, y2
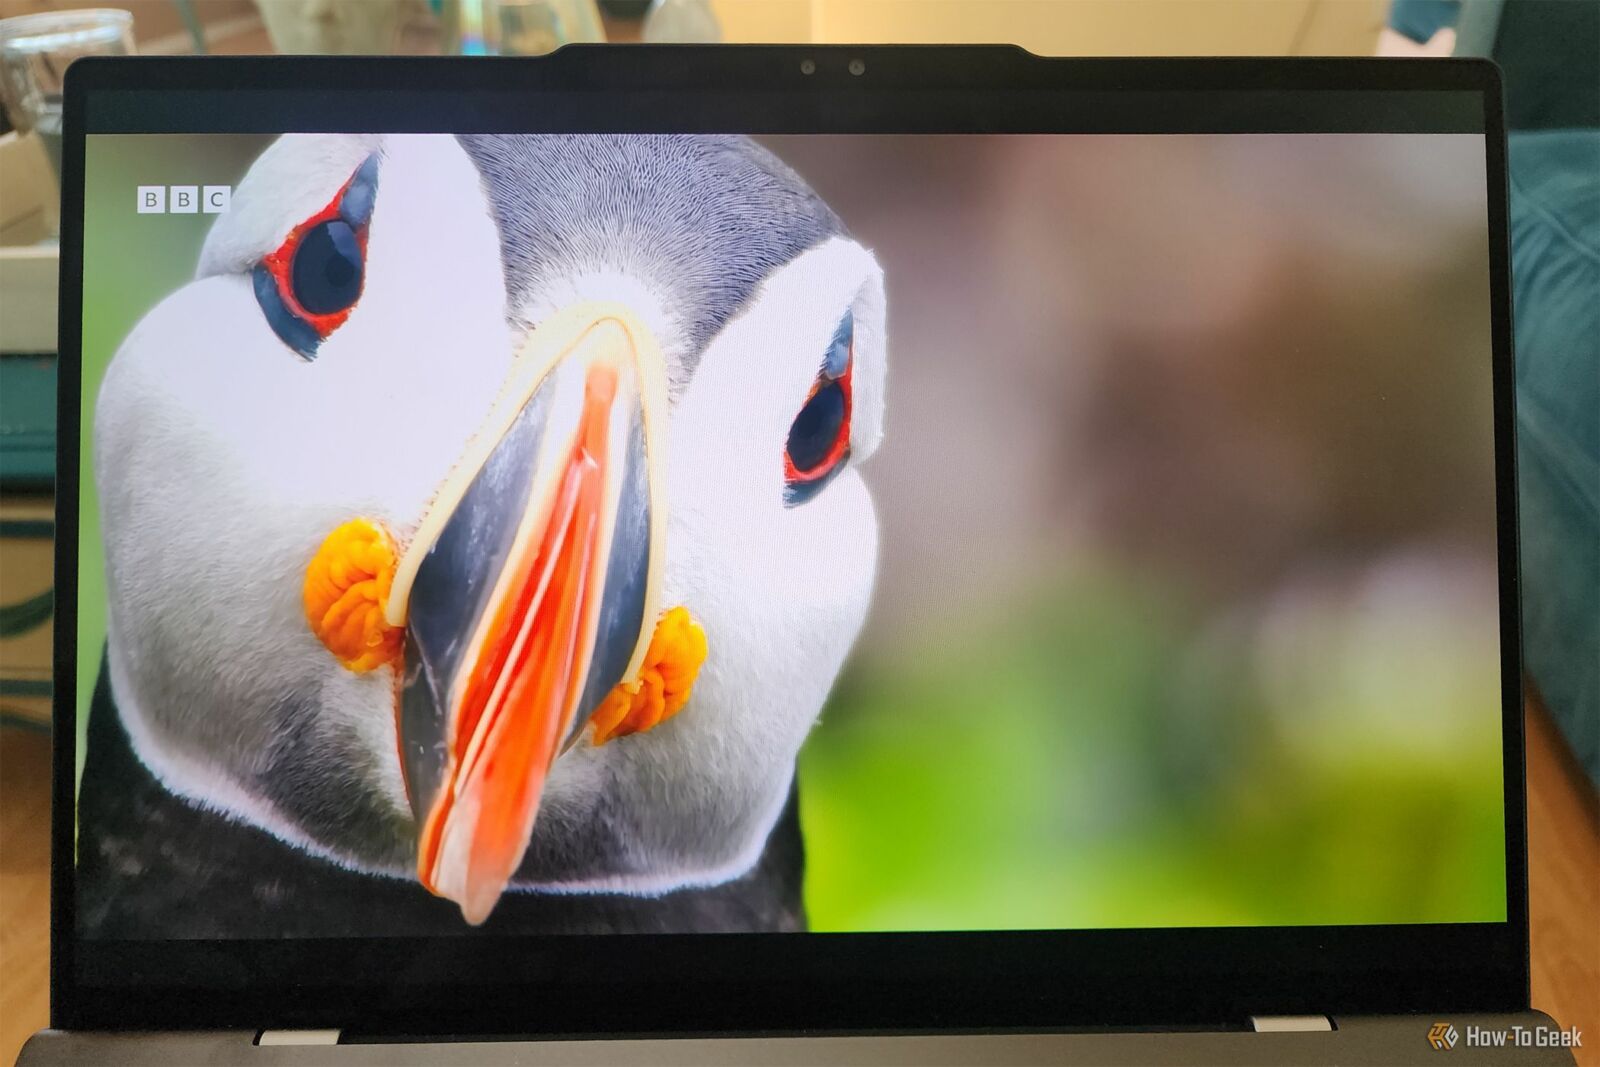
(457, 134, 844, 381)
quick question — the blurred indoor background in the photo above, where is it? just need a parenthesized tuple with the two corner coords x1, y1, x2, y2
(0, 0, 1392, 58)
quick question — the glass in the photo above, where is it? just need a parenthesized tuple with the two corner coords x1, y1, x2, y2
(0, 9, 135, 180)
(643, 0, 722, 44)
(444, 0, 603, 56)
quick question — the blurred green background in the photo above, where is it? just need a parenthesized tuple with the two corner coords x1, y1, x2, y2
(80, 133, 1507, 932)
(797, 565, 1506, 930)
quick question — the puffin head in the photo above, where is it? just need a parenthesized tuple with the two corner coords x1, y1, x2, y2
(95, 132, 887, 924)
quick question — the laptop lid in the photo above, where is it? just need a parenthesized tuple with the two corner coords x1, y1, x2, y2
(52, 47, 1524, 1036)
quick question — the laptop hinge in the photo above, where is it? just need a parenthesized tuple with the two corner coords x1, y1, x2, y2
(1250, 1015, 1333, 1033)
(257, 1029, 342, 1046)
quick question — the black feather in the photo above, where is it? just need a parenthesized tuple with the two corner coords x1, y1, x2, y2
(75, 657, 807, 938)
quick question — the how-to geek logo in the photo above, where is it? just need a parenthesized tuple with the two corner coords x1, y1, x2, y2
(138, 185, 231, 214)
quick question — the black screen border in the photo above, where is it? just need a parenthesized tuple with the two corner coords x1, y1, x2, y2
(53, 46, 1527, 1035)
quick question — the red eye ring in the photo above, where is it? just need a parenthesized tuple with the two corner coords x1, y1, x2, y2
(261, 167, 372, 342)
(783, 362, 853, 485)
(783, 312, 857, 506)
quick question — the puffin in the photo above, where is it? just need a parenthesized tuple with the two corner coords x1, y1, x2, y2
(76, 133, 887, 937)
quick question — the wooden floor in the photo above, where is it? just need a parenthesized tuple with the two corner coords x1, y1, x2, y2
(1526, 698, 1600, 1064)
(0, 724, 51, 1066)
(2, 704, 1596, 1065)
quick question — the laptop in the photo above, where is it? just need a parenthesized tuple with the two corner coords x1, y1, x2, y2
(21, 46, 1575, 1065)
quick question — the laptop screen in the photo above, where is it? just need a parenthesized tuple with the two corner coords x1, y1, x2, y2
(72, 125, 1504, 943)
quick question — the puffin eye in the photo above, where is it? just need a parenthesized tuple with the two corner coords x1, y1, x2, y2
(291, 220, 363, 316)
(253, 154, 378, 361)
(787, 384, 846, 472)
(783, 312, 854, 506)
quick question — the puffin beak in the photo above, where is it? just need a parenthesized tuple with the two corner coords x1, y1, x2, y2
(387, 302, 669, 924)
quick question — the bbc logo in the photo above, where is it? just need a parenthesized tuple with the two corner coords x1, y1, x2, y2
(137, 185, 231, 214)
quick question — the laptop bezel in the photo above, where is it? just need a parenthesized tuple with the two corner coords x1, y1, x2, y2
(51, 47, 1527, 1035)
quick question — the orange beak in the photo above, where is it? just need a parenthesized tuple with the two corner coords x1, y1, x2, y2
(387, 304, 668, 924)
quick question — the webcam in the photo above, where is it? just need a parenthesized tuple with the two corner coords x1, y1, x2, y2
(799, 57, 866, 77)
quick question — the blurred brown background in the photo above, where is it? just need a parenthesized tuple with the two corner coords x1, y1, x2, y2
(768, 134, 1494, 650)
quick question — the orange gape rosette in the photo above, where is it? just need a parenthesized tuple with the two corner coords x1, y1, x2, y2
(303, 518, 403, 673)
(589, 606, 707, 745)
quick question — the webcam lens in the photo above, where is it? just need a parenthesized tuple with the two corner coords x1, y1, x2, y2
(800, 59, 816, 75)
(848, 58, 866, 76)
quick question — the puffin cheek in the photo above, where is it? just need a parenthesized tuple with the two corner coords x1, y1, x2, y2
(769, 467, 878, 611)
(802, 471, 879, 654)
(316, 668, 416, 823)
